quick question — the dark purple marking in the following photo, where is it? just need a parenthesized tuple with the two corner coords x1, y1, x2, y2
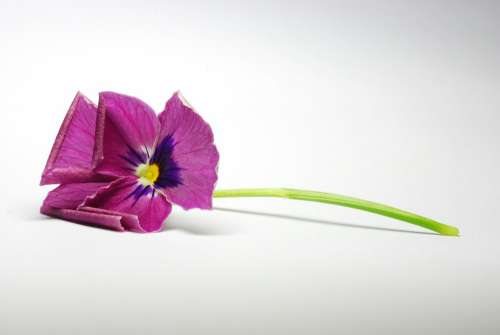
(120, 135, 182, 206)
(123, 183, 153, 208)
(151, 135, 183, 189)
(121, 144, 147, 168)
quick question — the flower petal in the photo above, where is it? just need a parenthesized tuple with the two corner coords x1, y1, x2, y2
(41, 207, 125, 231)
(40, 182, 147, 232)
(78, 206, 143, 232)
(95, 92, 159, 177)
(40, 92, 105, 185)
(40, 182, 126, 231)
(157, 92, 219, 210)
(41, 182, 109, 210)
(80, 177, 172, 232)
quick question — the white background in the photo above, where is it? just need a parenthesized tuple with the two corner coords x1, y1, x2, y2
(1, 1, 499, 334)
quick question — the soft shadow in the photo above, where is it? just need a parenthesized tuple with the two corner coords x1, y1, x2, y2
(213, 207, 440, 236)
(12, 202, 48, 221)
(32, 214, 52, 221)
(28, 204, 438, 236)
(161, 218, 236, 236)
(35, 214, 123, 233)
(32, 206, 233, 235)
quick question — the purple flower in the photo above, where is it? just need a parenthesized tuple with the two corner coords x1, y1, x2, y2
(41, 91, 219, 232)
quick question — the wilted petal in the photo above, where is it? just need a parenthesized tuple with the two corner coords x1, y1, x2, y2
(78, 206, 143, 232)
(157, 92, 219, 209)
(95, 92, 159, 178)
(81, 177, 172, 232)
(40, 182, 126, 231)
(41, 182, 109, 210)
(41, 207, 125, 231)
(40, 92, 104, 185)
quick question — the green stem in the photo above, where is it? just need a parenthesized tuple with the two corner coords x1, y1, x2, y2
(213, 188, 459, 236)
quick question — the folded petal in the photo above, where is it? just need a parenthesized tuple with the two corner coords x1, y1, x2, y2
(78, 206, 143, 232)
(81, 177, 172, 232)
(40, 92, 104, 185)
(40, 182, 126, 231)
(41, 207, 125, 231)
(157, 92, 219, 210)
(41, 182, 109, 210)
(95, 92, 159, 178)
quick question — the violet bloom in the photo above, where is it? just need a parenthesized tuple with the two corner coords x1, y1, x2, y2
(41, 92, 218, 232)
(41, 91, 460, 236)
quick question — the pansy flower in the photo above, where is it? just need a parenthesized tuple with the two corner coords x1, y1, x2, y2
(41, 91, 218, 232)
(40, 91, 460, 236)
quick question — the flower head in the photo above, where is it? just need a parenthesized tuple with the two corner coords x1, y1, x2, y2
(41, 91, 219, 232)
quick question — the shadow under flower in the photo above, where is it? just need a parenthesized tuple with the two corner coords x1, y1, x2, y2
(213, 207, 440, 236)
(161, 218, 237, 236)
(33, 214, 123, 233)
(38, 211, 235, 235)
(32, 204, 438, 236)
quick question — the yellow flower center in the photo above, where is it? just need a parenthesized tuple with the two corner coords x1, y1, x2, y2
(136, 163, 160, 185)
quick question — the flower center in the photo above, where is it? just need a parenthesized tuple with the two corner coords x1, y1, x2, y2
(136, 163, 160, 185)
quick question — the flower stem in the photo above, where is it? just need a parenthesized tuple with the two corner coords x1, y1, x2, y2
(213, 188, 459, 236)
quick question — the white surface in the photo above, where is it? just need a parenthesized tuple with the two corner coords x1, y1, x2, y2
(1, 1, 499, 334)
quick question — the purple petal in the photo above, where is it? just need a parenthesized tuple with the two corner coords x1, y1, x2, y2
(41, 207, 125, 231)
(96, 114, 146, 177)
(81, 177, 172, 232)
(157, 92, 219, 210)
(40, 181, 163, 232)
(78, 206, 144, 233)
(149, 135, 183, 189)
(41, 182, 109, 210)
(158, 92, 214, 155)
(40, 182, 126, 231)
(95, 92, 159, 178)
(40, 92, 105, 185)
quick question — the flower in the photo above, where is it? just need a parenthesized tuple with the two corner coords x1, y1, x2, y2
(40, 91, 219, 232)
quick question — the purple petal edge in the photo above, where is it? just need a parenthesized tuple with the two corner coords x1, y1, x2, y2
(79, 206, 144, 233)
(158, 91, 219, 210)
(40, 182, 147, 232)
(41, 205, 125, 231)
(40, 92, 104, 185)
(80, 177, 172, 233)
